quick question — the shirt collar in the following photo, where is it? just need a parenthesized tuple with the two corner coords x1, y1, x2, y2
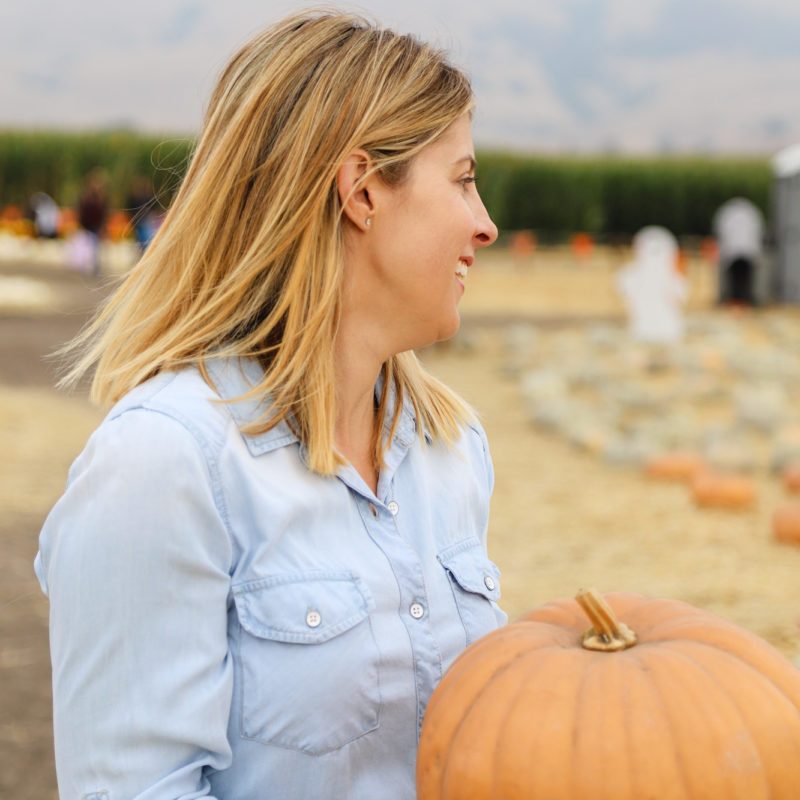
(205, 358, 297, 456)
(206, 357, 431, 457)
(375, 367, 432, 448)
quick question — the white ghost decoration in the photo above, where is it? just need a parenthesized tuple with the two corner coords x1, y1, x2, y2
(617, 226, 687, 344)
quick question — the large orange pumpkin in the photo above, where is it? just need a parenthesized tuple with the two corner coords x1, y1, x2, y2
(417, 589, 800, 799)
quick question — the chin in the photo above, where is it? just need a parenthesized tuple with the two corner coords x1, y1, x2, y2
(401, 313, 461, 353)
(434, 314, 461, 345)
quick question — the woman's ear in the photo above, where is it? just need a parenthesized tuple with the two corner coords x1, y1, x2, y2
(337, 149, 376, 231)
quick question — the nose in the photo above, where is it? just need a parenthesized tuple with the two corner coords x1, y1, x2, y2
(472, 196, 498, 248)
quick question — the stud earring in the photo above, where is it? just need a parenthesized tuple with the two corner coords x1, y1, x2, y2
(365, 217, 371, 228)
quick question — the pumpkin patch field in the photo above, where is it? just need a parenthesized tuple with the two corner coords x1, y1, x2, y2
(2, 242, 800, 798)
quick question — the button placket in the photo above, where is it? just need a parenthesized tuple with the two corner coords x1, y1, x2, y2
(358, 472, 441, 735)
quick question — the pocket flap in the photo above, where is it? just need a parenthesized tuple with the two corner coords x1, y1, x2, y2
(233, 571, 375, 645)
(437, 537, 502, 602)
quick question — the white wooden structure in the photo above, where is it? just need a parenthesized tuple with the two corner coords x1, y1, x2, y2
(772, 144, 800, 303)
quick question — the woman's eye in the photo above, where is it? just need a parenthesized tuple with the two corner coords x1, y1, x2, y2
(459, 176, 477, 188)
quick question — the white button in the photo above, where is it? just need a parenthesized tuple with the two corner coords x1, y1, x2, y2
(409, 602, 425, 619)
(306, 610, 322, 628)
(484, 575, 496, 591)
(387, 501, 399, 516)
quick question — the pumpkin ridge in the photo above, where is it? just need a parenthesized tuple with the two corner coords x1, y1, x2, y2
(663, 632, 800, 707)
(422, 625, 545, 724)
(438, 650, 564, 798)
(674, 639, 800, 791)
(494, 647, 590, 798)
(641, 647, 709, 799)
(623, 647, 688, 799)
(567, 638, 610, 798)
(490, 647, 563, 799)
(419, 628, 555, 798)
(685, 644, 773, 795)
(440, 643, 556, 798)
(567, 639, 649, 798)
(645, 644, 778, 796)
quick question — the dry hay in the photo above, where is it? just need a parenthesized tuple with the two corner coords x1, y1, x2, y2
(0, 386, 102, 515)
(0, 276, 60, 314)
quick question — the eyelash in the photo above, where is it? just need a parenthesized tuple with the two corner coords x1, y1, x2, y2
(459, 176, 477, 188)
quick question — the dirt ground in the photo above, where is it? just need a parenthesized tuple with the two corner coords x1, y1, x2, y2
(2, 244, 799, 798)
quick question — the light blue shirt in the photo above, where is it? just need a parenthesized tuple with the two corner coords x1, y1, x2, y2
(35, 358, 506, 800)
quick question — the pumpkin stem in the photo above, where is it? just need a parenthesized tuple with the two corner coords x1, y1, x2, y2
(576, 588, 638, 652)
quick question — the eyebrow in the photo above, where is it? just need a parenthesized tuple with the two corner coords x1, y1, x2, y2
(453, 155, 477, 171)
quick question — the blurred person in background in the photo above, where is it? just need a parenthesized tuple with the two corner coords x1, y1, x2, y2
(77, 168, 108, 275)
(35, 10, 502, 800)
(27, 191, 60, 238)
(127, 174, 159, 252)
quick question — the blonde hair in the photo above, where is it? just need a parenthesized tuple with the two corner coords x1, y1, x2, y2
(63, 9, 478, 474)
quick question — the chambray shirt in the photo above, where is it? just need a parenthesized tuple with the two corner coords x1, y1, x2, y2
(35, 358, 506, 800)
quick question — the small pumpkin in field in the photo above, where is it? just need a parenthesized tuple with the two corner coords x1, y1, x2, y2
(644, 450, 706, 482)
(691, 471, 757, 509)
(783, 463, 800, 494)
(417, 589, 800, 800)
(773, 501, 800, 546)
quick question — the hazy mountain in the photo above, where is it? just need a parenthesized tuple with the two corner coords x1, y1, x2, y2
(2, 0, 800, 155)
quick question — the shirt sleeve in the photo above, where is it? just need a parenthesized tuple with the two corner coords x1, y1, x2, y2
(465, 420, 506, 628)
(36, 408, 235, 800)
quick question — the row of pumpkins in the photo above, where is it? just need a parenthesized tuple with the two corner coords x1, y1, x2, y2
(415, 313, 800, 797)
(645, 449, 800, 545)
(508, 312, 800, 543)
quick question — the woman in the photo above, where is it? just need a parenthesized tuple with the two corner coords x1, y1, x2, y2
(36, 10, 503, 800)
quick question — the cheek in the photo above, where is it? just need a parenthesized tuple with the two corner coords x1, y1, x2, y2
(433, 200, 473, 248)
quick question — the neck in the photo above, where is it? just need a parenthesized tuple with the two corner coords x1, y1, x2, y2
(333, 320, 386, 494)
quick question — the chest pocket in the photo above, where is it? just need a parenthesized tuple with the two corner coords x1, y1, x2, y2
(233, 571, 381, 755)
(437, 537, 504, 646)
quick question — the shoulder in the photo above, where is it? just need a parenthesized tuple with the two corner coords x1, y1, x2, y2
(37, 374, 238, 587)
(57, 365, 240, 511)
(106, 365, 231, 454)
(463, 418, 490, 458)
(65, 367, 230, 503)
(409, 415, 494, 497)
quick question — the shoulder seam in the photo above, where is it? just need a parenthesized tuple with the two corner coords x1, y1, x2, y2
(111, 404, 236, 565)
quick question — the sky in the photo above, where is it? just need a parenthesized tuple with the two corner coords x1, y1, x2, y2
(3, 0, 800, 155)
